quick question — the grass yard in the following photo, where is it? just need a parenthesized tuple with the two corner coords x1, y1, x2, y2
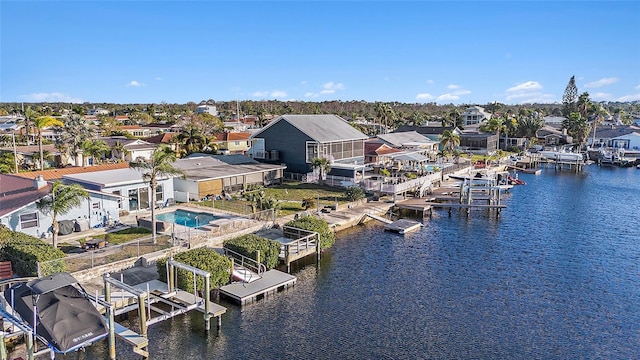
(194, 182, 350, 216)
(78, 227, 152, 247)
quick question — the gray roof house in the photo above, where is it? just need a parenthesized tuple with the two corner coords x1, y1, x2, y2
(250, 115, 368, 178)
(172, 155, 286, 200)
(63, 168, 174, 213)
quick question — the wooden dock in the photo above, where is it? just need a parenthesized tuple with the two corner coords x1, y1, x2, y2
(383, 219, 423, 234)
(219, 270, 296, 305)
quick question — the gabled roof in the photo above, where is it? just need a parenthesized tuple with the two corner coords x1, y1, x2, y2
(0, 174, 51, 217)
(376, 131, 434, 148)
(252, 114, 367, 143)
(143, 133, 176, 144)
(172, 157, 286, 181)
(364, 142, 402, 156)
(14, 162, 131, 181)
(210, 132, 251, 142)
(594, 125, 640, 139)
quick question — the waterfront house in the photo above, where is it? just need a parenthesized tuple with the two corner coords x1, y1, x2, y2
(536, 126, 572, 146)
(586, 125, 640, 150)
(250, 114, 368, 179)
(0, 174, 121, 239)
(364, 141, 402, 164)
(63, 167, 174, 214)
(459, 130, 498, 155)
(171, 154, 286, 201)
(100, 137, 157, 162)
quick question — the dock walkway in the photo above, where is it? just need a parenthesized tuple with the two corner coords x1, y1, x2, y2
(219, 270, 296, 305)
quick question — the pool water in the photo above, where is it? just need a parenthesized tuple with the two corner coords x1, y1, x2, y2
(155, 209, 219, 228)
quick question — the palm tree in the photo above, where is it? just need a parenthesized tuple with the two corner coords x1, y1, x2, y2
(37, 181, 89, 248)
(24, 106, 38, 146)
(176, 126, 207, 156)
(33, 116, 64, 170)
(130, 146, 183, 243)
(443, 108, 460, 127)
(83, 139, 110, 165)
(439, 130, 460, 160)
(480, 117, 506, 150)
(0, 152, 17, 173)
(311, 157, 331, 185)
(111, 141, 130, 162)
(56, 114, 95, 166)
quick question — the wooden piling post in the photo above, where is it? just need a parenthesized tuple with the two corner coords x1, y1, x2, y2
(138, 293, 148, 338)
(104, 275, 116, 360)
(204, 274, 211, 332)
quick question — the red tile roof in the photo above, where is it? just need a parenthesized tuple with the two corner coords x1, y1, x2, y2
(143, 133, 176, 144)
(13, 162, 130, 181)
(227, 132, 251, 141)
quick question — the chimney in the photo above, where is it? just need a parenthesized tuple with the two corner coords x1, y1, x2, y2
(34, 175, 47, 190)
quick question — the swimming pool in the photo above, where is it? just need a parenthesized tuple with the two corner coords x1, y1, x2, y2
(156, 209, 220, 228)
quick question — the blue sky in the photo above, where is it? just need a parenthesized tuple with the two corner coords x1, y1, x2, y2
(1, 1, 639, 105)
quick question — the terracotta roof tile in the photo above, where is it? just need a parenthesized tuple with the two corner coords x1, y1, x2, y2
(13, 162, 130, 181)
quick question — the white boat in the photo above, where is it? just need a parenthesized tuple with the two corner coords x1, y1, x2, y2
(540, 150, 584, 162)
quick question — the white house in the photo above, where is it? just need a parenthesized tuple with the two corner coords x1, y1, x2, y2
(63, 168, 175, 213)
(0, 174, 121, 238)
(461, 106, 492, 126)
(195, 105, 218, 116)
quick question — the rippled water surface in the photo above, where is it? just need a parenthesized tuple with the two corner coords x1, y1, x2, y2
(80, 166, 640, 359)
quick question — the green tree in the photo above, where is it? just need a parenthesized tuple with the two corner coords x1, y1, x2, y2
(245, 187, 265, 213)
(130, 146, 183, 243)
(83, 139, 110, 165)
(311, 157, 331, 185)
(176, 126, 208, 156)
(443, 108, 460, 127)
(577, 92, 592, 119)
(24, 106, 39, 146)
(562, 112, 591, 148)
(33, 116, 64, 170)
(37, 181, 90, 248)
(439, 129, 460, 159)
(562, 76, 579, 118)
(56, 114, 95, 166)
(480, 116, 506, 150)
(111, 140, 130, 162)
(0, 152, 17, 173)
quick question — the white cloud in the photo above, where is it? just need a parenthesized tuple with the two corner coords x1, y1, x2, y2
(426, 79, 434, 84)
(323, 81, 344, 91)
(415, 93, 434, 100)
(506, 81, 542, 93)
(301, 80, 307, 85)
(436, 93, 459, 102)
(270, 90, 287, 98)
(584, 77, 618, 88)
(447, 84, 460, 90)
(453, 89, 471, 96)
(305, 92, 319, 98)
(252, 90, 287, 98)
(18, 92, 84, 103)
(126, 80, 145, 87)
(617, 93, 640, 102)
(634, 84, 640, 90)
(155, 77, 162, 81)
(591, 92, 612, 101)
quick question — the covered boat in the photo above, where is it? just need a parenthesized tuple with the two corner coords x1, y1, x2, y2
(3, 272, 108, 354)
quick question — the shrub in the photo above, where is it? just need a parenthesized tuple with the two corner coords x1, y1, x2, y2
(301, 197, 315, 210)
(285, 216, 335, 250)
(0, 226, 66, 276)
(223, 234, 281, 270)
(344, 186, 365, 202)
(157, 248, 232, 292)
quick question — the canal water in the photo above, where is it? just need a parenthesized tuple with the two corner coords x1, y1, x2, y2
(80, 165, 640, 359)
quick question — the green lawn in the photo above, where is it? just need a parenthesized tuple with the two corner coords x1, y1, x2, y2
(79, 227, 153, 246)
(194, 182, 349, 216)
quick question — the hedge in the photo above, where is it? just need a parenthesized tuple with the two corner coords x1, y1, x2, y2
(285, 216, 335, 250)
(223, 234, 281, 270)
(156, 248, 232, 292)
(0, 225, 66, 277)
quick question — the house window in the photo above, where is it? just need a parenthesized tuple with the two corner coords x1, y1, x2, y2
(306, 142, 319, 162)
(92, 202, 100, 209)
(113, 190, 123, 209)
(20, 213, 38, 229)
(156, 184, 164, 202)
